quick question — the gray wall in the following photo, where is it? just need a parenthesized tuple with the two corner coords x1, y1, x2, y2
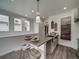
(0, 8, 35, 56)
(0, 9, 34, 32)
(0, 35, 25, 56)
(0, 8, 34, 37)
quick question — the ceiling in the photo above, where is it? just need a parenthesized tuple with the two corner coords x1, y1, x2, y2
(0, 0, 78, 18)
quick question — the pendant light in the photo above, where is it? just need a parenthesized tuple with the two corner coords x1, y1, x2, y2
(36, 0, 41, 23)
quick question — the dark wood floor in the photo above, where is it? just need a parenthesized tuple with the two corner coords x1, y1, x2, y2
(47, 45, 79, 59)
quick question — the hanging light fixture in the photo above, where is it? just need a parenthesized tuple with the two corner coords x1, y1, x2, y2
(36, 0, 41, 23)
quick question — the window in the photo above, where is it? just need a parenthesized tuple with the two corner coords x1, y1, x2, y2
(24, 20, 30, 31)
(14, 18, 22, 31)
(0, 14, 9, 31)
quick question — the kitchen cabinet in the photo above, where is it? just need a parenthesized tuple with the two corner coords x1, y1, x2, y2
(46, 38, 58, 59)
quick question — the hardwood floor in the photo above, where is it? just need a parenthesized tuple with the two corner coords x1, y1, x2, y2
(0, 45, 79, 59)
(47, 45, 79, 59)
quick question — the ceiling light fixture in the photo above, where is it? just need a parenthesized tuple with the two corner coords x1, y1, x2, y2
(32, 10, 34, 13)
(63, 0, 68, 10)
(36, 0, 41, 23)
(64, 7, 67, 10)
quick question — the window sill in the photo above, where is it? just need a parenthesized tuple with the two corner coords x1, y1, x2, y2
(0, 32, 38, 38)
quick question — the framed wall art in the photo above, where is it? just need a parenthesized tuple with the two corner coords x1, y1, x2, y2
(61, 16, 71, 40)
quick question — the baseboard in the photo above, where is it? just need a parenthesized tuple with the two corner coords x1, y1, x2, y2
(58, 43, 77, 50)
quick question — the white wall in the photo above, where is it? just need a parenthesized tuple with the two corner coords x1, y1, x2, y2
(48, 8, 79, 49)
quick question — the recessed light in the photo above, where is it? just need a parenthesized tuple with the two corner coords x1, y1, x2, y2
(32, 10, 34, 13)
(11, 0, 15, 2)
(64, 7, 67, 10)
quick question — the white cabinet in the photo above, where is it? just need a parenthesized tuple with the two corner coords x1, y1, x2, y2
(46, 38, 58, 55)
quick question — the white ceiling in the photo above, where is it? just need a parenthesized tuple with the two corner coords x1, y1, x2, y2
(0, 0, 78, 18)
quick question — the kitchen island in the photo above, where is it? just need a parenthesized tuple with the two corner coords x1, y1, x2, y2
(24, 34, 58, 47)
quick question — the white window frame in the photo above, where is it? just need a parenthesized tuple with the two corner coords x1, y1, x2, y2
(0, 14, 9, 32)
(14, 18, 22, 31)
(24, 20, 30, 31)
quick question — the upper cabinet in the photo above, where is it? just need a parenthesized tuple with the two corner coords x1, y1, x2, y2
(0, 14, 9, 31)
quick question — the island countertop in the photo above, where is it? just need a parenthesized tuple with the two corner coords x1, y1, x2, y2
(24, 35, 57, 47)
